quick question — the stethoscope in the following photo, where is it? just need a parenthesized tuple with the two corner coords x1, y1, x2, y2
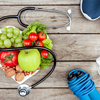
(0, 7, 71, 97)
(0, 7, 71, 30)
(0, 47, 56, 97)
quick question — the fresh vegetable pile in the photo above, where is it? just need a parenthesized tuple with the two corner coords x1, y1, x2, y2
(0, 22, 53, 82)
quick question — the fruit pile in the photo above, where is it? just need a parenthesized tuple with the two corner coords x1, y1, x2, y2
(0, 22, 53, 82)
(0, 27, 28, 48)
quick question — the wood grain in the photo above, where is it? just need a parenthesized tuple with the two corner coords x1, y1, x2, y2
(0, 89, 78, 100)
(0, 0, 80, 5)
(1, 88, 100, 100)
(0, 6, 100, 33)
(50, 34, 100, 60)
(0, 62, 99, 88)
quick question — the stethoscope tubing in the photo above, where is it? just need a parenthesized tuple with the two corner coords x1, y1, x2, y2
(0, 46, 56, 88)
(0, 7, 71, 28)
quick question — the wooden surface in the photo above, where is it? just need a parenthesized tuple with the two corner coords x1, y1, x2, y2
(0, 0, 100, 100)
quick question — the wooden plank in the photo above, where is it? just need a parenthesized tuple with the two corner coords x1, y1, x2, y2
(0, 0, 80, 5)
(1, 88, 100, 100)
(0, 6, 99, 33)
(0, 89, 78, 100)
(0, 62, 99, 88)
(50, 34, 100, 60)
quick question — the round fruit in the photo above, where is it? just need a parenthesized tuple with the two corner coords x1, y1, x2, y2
(0, 50, 19, 67)
(1, 34, 7, 40)
(15, 37, 22, 43)
(13, 35, 17, 39)
(18, 49, 41, 71)
(28, 32, 38, 41)
(17, 43, 23, 47)
(4, 39, 11, 48)
(7, 27, 14, 33)
(1, 27, 7, 33)
(0, 40, 3, 46)
(35, 40, 43, 47)
(7, 33, 13, 38)
(38, 32, 46, 41)
(23, 39, 31, 46)
(14, 28, 20, 36)
(41, 50, 49, 58)
(10, 38, 14, 43)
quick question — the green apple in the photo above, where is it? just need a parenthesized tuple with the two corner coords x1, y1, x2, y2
(18, 49, 41, 71)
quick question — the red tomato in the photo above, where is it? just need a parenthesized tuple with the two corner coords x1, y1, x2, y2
(0, 50, 19, 67)
(35, 40, 43, 47)
(29, 32, 38, 41)
(23, 39, 31, 46)
(41, 50, 49, 58)
(38, 32, 46, 41)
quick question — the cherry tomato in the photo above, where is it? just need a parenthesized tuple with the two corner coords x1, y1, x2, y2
(41, 50, 49, 58)
(38, 32, 46, 41)
(35, 40, 43, 47)
(29, 32, 38, 41)
(23, 39, 31, 46)
(0, 50, 19, 67)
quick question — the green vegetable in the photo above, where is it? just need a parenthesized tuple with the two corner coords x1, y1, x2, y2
(42, 39, 53, 50)
(22, 22, 47, 35)
(40, 53, 53, 70)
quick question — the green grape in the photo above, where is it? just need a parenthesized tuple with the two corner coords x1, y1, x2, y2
(1, 27, 7, 33)
(7, 27, 14, 33)
(10, 38, 14, 43)
(19, 34, 22, 38)
(7, 33, 13, 38)
(14, 28, 20, 36)
(13, 35, 17, 39)
(1, 34, 7, 40)
(13, 43, 17, 47)
(0, 45, 5, 48)
(0, 40, 3, 46)
(15, 37, 22, 43)
(3, 32, 7, 34)
(22, 35, 28, 39)
(4, 39, 11, 48)
(17, 43, 23, 47)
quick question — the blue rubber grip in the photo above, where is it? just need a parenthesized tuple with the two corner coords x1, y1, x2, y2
(68, 69, 100, 100)
(89, 88, 100, 100)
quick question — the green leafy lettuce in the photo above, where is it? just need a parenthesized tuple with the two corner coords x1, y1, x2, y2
(22, 22, 47, 35)
(42, 39, 53, 50)
(40, 52, 53, 70)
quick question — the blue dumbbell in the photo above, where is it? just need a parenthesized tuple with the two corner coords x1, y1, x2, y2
(67, 69, 100, 100)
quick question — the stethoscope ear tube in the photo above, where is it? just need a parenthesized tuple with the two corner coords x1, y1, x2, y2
(0, 7, 71, 29)
(0, 46, 56, 89)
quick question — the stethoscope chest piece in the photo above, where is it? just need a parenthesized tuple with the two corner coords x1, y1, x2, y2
(18, 84, 31, 97)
